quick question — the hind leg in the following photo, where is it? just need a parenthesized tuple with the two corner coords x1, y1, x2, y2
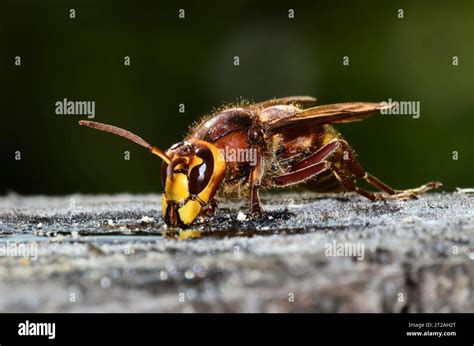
(337, 140, 442, 200)
(273, 138, 441, 201)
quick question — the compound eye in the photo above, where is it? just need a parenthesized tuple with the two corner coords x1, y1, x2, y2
(188, 147, 214, 195)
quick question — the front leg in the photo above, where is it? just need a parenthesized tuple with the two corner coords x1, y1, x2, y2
(249, 145, 264, 216)
(199, 198, 218, 217)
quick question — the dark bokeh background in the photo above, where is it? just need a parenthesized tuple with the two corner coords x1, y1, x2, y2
(1, 0, 472, 195)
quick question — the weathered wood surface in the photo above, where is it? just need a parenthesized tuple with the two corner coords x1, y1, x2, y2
(0, 192, 472, 312)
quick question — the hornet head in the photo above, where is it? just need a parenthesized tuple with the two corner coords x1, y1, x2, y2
(78, 120, 226, 227)
(160, 139, 226, 226)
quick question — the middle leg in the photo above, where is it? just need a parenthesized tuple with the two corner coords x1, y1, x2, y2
(249, 146, 265, 216)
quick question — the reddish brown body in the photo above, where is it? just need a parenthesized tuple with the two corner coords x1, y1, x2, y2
(187, 97, 441, 215)
(190, 104, 344, 195)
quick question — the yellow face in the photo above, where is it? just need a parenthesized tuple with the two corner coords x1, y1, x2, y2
(161, 140, 226, 226)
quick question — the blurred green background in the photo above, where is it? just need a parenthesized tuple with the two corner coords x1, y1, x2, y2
(1, 0, 473, 195)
